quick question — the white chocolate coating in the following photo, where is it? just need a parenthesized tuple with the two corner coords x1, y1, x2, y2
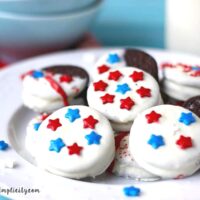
(87, 67, 162, 124)
(22, 93, 65, 113)
(162, 79, 200, 101)
(22, 93, 85, 114)
(163, 63, 200, 87)
(111, 121, 133, 132)
(34, 106, 115, 179)
(22, 72, 87, 113)
(129, 105, 200, 179)
(111, 133, 160, 181)
(23, 74, 86, 99)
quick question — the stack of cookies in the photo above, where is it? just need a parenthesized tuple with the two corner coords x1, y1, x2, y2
(161, 62, 200, 104)
(21, 49, 200, 181)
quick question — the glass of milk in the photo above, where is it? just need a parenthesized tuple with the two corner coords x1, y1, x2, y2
(166, 0, 200, 55)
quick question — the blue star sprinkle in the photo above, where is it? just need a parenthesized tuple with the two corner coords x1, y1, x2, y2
(123, 186, 141, 197)
(115, 83, 131, 94)
(65, 108, 81, 122)
(33, 123, 41, 131)
(32, 70, 44, 78)
(0, 140, 9, 151)
(179, 112, 196, 126)
(49, 138, 65, 153)
(85, 131, 102, 145)
(148, 134, 165, 149)
(107, 53, 121, 64)
(192, 66, 200, 71)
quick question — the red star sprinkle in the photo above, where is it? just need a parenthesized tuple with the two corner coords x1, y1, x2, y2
(136, 86, 151, 98)
(93, 80, 108, 91)
(120, 97, 135, 110)
(177, 63, 192, 72)
(108, 70, 123, 81)
(59, 75, 73, 83)
(100, 93, 115, 104)
(97, 65, 110, 74)
(83, 115, 99, 129)
(67, 143, 83, 155)
(176, 135, 193, 149)
(47, 118, 62, 131)
(183, 66, 192, 72)
(191, 71, 200, 77)
(145, 111, 161, 123)
(129, 71, 144, 82)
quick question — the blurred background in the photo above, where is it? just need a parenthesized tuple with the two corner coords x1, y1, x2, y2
(92, 0, 164, 48)
(0, 0, 198, 64)
(0, 0, 164, 64)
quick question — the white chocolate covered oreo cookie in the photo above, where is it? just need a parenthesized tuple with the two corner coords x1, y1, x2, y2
(162, 63, 200, 101)
(33, 105, 115, 179)
(129, 105, 200, 179)
(87, 67, 162, 131)
(162, 79, 200, 101)
(21, 65, 89, 113)
(162, 63, 200, 86)
(109, 132, 160, 181)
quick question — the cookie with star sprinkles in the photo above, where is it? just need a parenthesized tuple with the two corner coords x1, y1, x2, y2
(87, 67, 163, 131)
(33, 105, 115, 179)
(161, 62, 200, 101)
(109, 132, 160, 181)
(129, 105, 200, 179)
(21, 65, 89, 113)
(93, 48, 159, 81)
(25, 113, 49, 157)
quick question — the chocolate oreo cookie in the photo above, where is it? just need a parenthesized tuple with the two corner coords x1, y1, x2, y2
(43, 65, 89, 81)
(183, 96, 200, 118)
(124, 49, 159, 81)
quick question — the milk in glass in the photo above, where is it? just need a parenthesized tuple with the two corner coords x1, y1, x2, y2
(166, 0, 200, 55)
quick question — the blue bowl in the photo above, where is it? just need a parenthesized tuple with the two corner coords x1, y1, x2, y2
(0, 0, 96, 15)
(0, 0, 102, 61)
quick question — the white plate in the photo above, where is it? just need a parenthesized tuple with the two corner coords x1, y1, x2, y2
(1, 48, 200, 200)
